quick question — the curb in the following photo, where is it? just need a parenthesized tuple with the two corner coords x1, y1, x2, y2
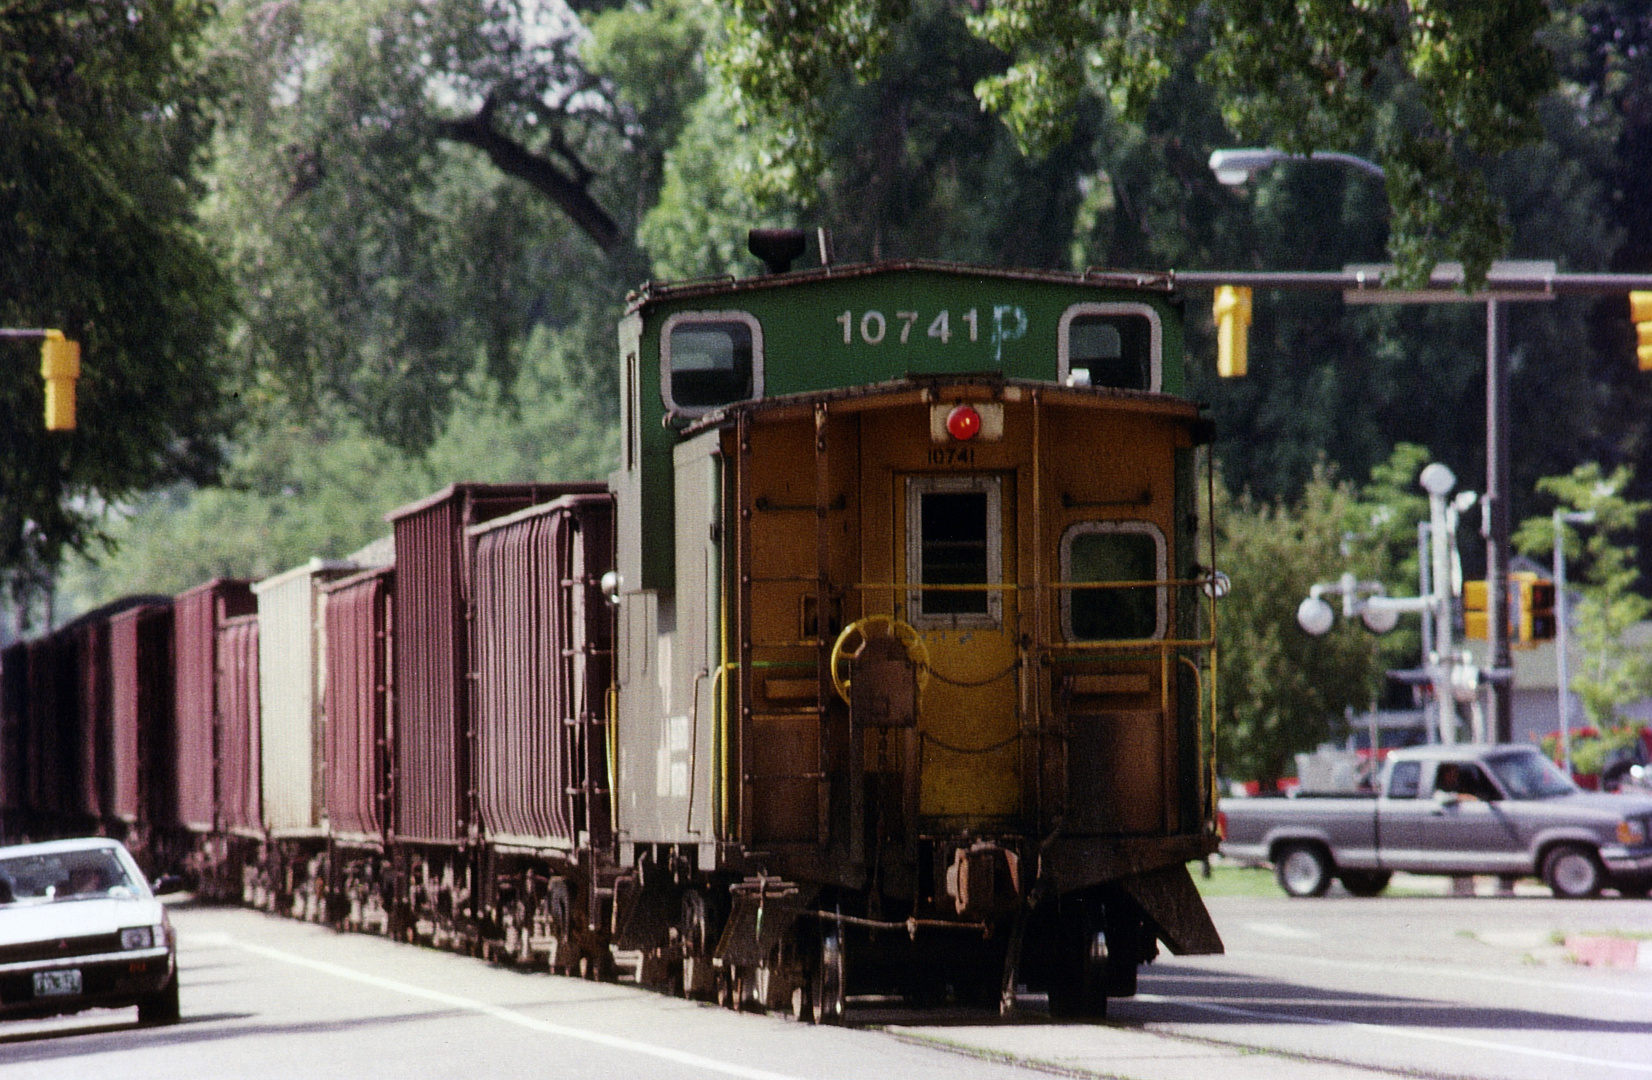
(1565, 935, 1652, 969)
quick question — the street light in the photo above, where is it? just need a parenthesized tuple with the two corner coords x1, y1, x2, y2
(1208, 148, 1386, 186)
(1553, 509, 1596, 775)
(1298, 462, 1480, 744)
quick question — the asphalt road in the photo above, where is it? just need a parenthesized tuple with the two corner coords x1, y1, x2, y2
(0, 884, 1647, 1080)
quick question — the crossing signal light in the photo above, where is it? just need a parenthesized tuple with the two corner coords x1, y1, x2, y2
(1631, 291, 1652, 370)
(1213, 285, 1251, 377)
(40, 331, 79, 431)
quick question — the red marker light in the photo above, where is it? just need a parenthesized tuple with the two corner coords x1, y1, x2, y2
(946, 404, 982, 441)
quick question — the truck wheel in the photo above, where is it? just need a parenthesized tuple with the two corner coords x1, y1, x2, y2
(1544, 845, 1604, 899)
(1275, 844, 1333, 898)
(1338, 870, 1392, 898)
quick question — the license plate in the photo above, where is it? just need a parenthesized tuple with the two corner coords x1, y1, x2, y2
(33, 969, 82, 997)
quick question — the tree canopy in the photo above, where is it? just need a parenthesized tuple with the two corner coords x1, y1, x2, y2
(0, 0, 233, 610)
(716, 0, 1557, 286)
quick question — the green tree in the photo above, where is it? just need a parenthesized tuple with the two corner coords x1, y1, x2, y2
(1215, 466, 1391, 785)
(0, 0, 234, 617)
(715, 0, 1557, 286)
(1514, 463, 1652, 728)
(61, 326, 618, 603)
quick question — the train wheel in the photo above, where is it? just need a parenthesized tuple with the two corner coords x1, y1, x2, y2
(1046, 916, 1108, 1020)
(812, 928, 846, 1025)
(790, 982, 814, 1023)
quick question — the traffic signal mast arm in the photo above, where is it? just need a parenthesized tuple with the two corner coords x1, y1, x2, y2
(0, 327, 80, 431)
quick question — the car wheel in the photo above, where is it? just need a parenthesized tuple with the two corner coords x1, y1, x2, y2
(1544, 844, 1604, 899)
(1275, 844, 1333, 898)
(1338, 870, 1392, 898)
(138, 972, 180, 1025)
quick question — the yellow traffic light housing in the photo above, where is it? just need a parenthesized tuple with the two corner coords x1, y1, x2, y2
(40, 330, 80, 431)
(1463, 573, 1556, 646)
(1213, 285, 1252, 377)
(1631, 291, 1652, 370)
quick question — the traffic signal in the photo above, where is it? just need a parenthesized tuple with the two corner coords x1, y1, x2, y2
(1462, 579, 1489, 640)
(1520, 574, 1556, 642)
(1213, 285, 1251, 377)
(40, 330, 79, 431)
(1631, 291, 1652, 370)
(1462, 574, 1556, 645)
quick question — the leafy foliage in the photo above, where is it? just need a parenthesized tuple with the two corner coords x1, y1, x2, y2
(0, 0, 234, 615)
(716, 0, 1557, 285)
(1214, 465, 1394, 785)
(1514, 463, 1652, 728)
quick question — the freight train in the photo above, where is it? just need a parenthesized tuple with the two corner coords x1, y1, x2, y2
(0, 234, 1224, 1019)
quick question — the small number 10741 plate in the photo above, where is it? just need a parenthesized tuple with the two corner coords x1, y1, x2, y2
(33, 969, 81, 997)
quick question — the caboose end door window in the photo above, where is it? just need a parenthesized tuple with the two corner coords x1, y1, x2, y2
(905, 475, 1002, 629)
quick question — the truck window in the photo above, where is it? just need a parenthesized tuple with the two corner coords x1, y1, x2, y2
(1387, 760, 1421, 798)
(1434, 761, 1500, 801)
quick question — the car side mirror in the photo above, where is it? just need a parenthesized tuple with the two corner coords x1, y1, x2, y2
(151, 874, 185, 896)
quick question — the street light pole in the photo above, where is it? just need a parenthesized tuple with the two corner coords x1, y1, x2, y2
(1486, 299, 1514, 742)
(1553, 509, 1596, 774)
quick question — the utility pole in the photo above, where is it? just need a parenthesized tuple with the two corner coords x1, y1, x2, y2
(1177, 263, 1652, 741)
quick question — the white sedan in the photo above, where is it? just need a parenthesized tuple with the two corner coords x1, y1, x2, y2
(0, 837, 179, 1024)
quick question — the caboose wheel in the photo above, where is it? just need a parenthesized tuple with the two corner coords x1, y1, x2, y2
(812, 927, 846, 1024)
(829, 615, 930, 703)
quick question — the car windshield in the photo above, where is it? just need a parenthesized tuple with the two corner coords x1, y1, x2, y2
(0, 849, 138, 905)
(1486, 749, 1579, 799)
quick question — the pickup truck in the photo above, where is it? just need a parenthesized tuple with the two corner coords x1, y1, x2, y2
(1219, 744, 1652, 898)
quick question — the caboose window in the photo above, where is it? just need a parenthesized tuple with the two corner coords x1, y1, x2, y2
(1061, 522, 1166, 640)
(907, 476, 1002, 628)
(1058, 303, 1160, 391)
(661, 311, 764, 413)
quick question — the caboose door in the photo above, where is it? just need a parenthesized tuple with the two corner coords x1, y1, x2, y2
(896, 473, 1022, 827)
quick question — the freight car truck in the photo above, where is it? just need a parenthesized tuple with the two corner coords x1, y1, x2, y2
(1219, 744, 1652, 898)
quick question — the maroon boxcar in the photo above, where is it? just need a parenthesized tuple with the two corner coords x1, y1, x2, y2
(0, 640, 25, 834)
(322, 566, 394, 847)
(469, 494, 615, 852)
(385, 483, 603, 849)
(171, 580, 255, 836)
(216, 613, 261, 838)
(109, 603, 174, 844)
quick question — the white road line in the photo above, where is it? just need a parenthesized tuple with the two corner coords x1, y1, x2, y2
(192, 932, 805, 1080)
(1216, 949, 1652, 1001)
(1240, 922, 1321, 940)
(1136, 993, 1652, 1074)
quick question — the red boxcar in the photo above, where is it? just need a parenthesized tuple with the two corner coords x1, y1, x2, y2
(0, 641, 25, 831)
(386, 483, 602, 846)
(469, 494, 615, 851)
(322, 566, 394, 846)
(109, 603, 174, 833)
(216, 614, 261, 837)
(172, 580, 255, 834)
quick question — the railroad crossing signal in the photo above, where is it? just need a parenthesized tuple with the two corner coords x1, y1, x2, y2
(1213, 285, 1251, 377)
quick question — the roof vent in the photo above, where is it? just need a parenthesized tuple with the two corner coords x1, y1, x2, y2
(749, 228, 808, 275)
